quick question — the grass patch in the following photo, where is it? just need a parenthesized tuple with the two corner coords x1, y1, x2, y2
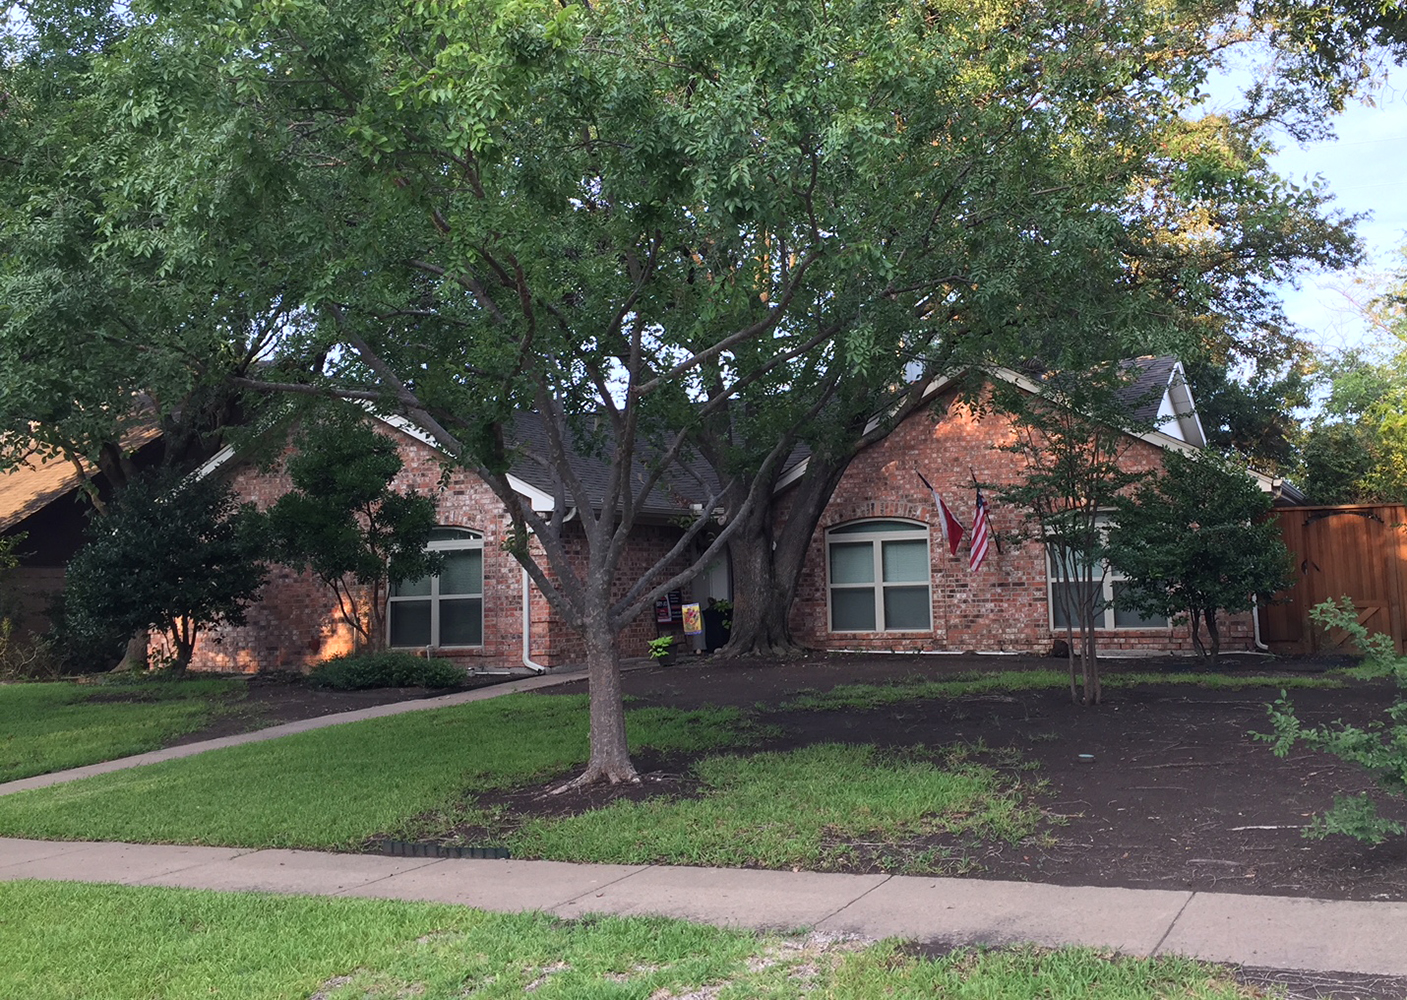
(782, 669, 1342, 711)
(0, 677, 245, 782)
(509, 742, 1042, 873)
(0, 694, 759, 849)
(0, 880, 1280, 1000)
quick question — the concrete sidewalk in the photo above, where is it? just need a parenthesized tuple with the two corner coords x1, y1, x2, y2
(0, 669, 586, 798)
(1, 836, 1403, 978)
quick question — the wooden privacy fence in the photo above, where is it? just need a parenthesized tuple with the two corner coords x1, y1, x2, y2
(1262, 504, 1407, 656)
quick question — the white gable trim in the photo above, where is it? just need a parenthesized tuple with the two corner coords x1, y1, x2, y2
(194, 412, 554, 512)
(773, 361, 1224, 493)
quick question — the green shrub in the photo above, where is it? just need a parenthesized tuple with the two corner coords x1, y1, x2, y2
(306, 652, 467, 691)
(1259, 596, 1407, 844)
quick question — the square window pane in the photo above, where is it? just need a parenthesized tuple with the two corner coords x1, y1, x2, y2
(1112, 582, 1168, 629)
(389, 600, 432, 647)
(1047, 546, 1093, 582)
(1050, 581, 1101, 629)
(440, 550, 483, 596)
(392, 576, 432, 598)
(882, 539, 929, 583)
(831, 588, 876, 631)
(884, 586, 931, 630)
(440, 598, 483, 646)
(829, 542, 875, 585)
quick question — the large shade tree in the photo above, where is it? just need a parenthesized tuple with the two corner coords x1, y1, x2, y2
(5, 0, 1404, 780)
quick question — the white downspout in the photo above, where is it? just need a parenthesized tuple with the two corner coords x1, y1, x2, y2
(1252, 594, 1270, 653)
(522, 567, 548, 674)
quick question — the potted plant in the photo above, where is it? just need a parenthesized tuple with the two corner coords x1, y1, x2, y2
(647, 634, 677, 666)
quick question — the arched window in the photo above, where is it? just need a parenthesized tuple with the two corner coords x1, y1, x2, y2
(388, 527, 484, 648)
(827, 520, 931, 632)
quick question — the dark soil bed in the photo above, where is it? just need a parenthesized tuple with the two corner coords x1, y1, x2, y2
(527, 652, 1407, 904)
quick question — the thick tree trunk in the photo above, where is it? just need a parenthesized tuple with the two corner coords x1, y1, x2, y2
(112, 629, 149, 672)
(720, 453, 850, 658)
(1204, 608, 1221, 668)
(556, 611, 638, 789)
(724, 513, 805, 657)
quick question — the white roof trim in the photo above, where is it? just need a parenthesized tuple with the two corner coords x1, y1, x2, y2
(195, 411, 553, 511)
(192, 445, 235, 481)
(773, 363, 1215, 494)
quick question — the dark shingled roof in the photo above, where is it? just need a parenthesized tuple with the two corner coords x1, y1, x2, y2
(506, 411, 719, 518)
(1117, 355, 1181, 424)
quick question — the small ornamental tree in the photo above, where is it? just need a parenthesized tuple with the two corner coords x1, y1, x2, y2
(991, 368, 1148, 706)
(265, 418, 441, 648)
(63, 471, 268, 673)
(1106, 450, 1294, 666)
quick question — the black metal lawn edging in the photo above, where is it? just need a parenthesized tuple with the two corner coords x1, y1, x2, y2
(375, 839, 511, 860)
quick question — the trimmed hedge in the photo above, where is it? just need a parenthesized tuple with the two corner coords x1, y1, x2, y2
(306, 652, 467, 691)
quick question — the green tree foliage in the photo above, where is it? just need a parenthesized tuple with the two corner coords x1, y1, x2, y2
(265, 416, 440, 648)
(62, 472, 267, 673)
(1106, 450, 1294, 666)
(4, 0, 1395, 782)
(1262, 597, 1407, 844)
(1301, 287, 1407, 503)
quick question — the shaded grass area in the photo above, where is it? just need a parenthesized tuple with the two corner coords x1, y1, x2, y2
(508, 743, 1042, 873)
(780, 669, 1343, 711)
(0, 677, 245, 782)
(0, 694, 759, 849)
(0, 880, 1281, 1000)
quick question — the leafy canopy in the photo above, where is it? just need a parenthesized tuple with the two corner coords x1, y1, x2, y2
(62, 472, 268, 671)
(1107, 449, 1293, 660)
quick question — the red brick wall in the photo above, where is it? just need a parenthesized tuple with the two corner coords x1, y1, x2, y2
(187, 423, 692, 673)
(788, 390, 1255, 655)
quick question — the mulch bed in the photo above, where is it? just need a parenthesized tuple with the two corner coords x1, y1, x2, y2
(531, 652, 1407, 904)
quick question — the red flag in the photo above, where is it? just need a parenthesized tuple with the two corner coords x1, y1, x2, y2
(969, 489, 991, 572)
(917, 471, 965, 556)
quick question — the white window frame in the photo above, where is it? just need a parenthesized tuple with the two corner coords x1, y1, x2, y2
(388, 527, 485, 649)
(1046, 519, 1168, 631)
(826, 519, 932, 633)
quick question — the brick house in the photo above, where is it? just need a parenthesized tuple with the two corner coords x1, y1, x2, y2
(6, 356, 1295, 671)
(188, 413, 709, 674)
(785, 358, 1298, 656)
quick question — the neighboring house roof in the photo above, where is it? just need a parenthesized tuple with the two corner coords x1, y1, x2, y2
(0, 425, 163, 533)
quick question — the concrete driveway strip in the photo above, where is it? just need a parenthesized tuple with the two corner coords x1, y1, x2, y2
(552, 865, 892, 930)
(134, 848, 446, 896)
(817, 875, 1194, 956)
(0, 840, 248, 885)
(340, 858, 651, 913)
(1158, 891, 1407, 976)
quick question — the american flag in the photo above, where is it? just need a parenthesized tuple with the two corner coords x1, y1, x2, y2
(969, 489, 991, 572)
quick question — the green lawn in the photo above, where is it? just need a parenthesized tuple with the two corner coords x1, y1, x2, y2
(0, 693, 761, 848)
(0, 677, 246, 782)
(0, 880, 1281, 1000)
(510, 743, 1041, 873)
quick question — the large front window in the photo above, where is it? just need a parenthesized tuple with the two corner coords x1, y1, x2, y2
(827, 520, 931, 632)
(388, 527, 484, 648)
